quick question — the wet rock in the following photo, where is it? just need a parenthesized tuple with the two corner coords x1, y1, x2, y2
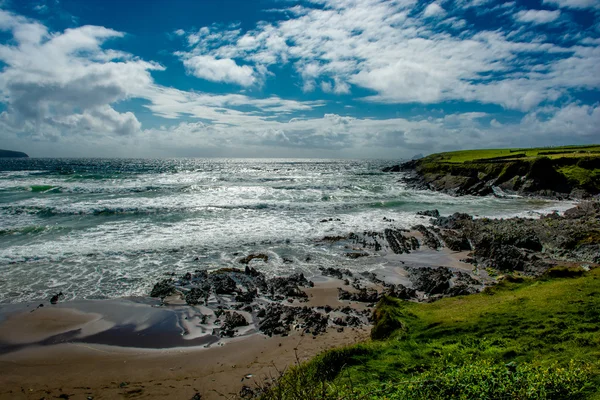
(384, 228, 419, 254)
(434, 213, 473, 229)
(50, 292, 64, 304)
(346, 252, 369, 259)
(417, 209, 440, 218)
(220, 311, 249, 337)
(210, 273, 237, 294)
(319, 267, 353, 279)
(185, 286, 210, 305)
(150, 280, 176, 298)
(412, 225, 442, 250)
(360, 271, 385, 285)
(239, 254, 269, 264)
(235, 289, 257, 303)
(438, 229, 471, 251)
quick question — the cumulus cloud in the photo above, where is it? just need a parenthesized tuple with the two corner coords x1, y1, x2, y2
(0, 10, 160, 138)
(180, 55, 257, 87)
(514, 9, 561, 24)
(423, 2, 447, 17)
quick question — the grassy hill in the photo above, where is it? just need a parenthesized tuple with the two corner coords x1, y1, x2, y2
(395, 145, 600, 197)
(260, 267, 600, 399)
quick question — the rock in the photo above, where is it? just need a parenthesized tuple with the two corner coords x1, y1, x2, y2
(150, 280, 176, 298)
(185, 286, 210, 305)
(338, 287, 379, 302)
(319, 267, 353, 279)
(407, 267, 453, 295)
(220, 312, 249, 337)
(434, 213, 473, 229)
(438, 229, 471, 251)
(235, 289, 257, 303)
(384, 284, 417, 300)
(346, 252, 369, 259)
(417, 209, 440, 218)
(384, 229, 419, 254)
(412, 225, 442, 250)
(210, 273, 237, 294)
(50, 292, 64, 304)
(239, 254, 269, 264)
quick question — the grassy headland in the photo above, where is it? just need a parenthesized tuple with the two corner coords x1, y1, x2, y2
(259, 267, 600, 399)
(388, 145, 600, 198)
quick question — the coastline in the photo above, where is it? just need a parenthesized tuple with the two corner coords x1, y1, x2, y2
(1, 199, 598, 399)
(0, 244, 477, 399)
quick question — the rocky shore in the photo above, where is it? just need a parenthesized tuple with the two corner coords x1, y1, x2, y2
(144, 201, 599, 343)
(384, 150, 600, 199)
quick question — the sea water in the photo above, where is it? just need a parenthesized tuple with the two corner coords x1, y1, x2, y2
(0, 158, 571, 304)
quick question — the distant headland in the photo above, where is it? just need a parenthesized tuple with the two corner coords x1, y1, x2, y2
(0, 149, 29, 158)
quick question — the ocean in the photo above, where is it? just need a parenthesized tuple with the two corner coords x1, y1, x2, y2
(0, 158, 571, 304)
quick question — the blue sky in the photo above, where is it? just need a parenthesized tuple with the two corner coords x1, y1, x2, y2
(0, 0, 598, 158)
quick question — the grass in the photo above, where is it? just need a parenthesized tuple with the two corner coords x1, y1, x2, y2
(425, 145, 600, 164)
(258, 267, 600, 399)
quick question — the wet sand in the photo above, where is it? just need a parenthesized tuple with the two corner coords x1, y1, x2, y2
(0, 246, 477, 399)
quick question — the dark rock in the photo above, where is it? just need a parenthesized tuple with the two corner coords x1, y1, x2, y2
(412, 225, 442, 250)
(384, 228, 419, 254)
(185, 286, 210, 305)
(438, 229, 471, 251)
(434, 213, 473, 229)
(50, 292, 64, 304)
(385, 284, 417, 300)
(211, 273, 237, 294)
(338, 287, 379, 302)
(220, 311, 249, 337)
(150, 280, 176, 298)
(407, 267, 453, 295)
(319, 267, 353, 279)
(235, 290, 257, 303)
(417, 209, 440, 218)
(239, 254, 269, 264)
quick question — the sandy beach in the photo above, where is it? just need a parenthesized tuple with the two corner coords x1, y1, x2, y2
(0, 245, 478, 400)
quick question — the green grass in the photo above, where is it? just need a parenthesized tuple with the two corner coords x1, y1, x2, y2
(259, 268, 600, 399)
(425, 145, 600, 164)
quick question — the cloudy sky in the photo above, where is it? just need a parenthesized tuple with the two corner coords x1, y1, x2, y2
(0, 0, 598, 158)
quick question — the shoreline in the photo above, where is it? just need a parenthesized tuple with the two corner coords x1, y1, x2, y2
(1, 200, 598, 399)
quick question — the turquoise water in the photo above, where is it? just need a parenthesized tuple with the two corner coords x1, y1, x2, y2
(0, 158, 570, 304)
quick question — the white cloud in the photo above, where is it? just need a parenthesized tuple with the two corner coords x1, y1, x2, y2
(423, 2, 447, 18)
(542, 0, 600, 9)
(180, 55, 257, 86)
(514, 9, 561, 24)
(173, 0, 598, 111)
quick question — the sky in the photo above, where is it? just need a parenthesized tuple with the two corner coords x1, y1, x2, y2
(0, 0, 598, 158)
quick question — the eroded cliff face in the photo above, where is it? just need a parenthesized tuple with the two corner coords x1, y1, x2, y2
(385, 155, 600, 199)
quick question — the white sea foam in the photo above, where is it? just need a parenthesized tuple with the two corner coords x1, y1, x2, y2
(0, 158, 574, 304)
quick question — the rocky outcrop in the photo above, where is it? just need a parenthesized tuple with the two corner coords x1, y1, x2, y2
(384, 153, 600, 199)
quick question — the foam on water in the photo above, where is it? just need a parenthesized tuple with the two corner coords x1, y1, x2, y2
(0, 158, 572, 304)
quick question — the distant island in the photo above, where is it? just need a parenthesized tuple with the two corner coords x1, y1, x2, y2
(0, 149, 29, 158)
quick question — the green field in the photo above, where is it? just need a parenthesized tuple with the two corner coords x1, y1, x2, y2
(261, 267, 600, 399)
(424, 144, 600, 164)
(411, 144, 600, 195)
